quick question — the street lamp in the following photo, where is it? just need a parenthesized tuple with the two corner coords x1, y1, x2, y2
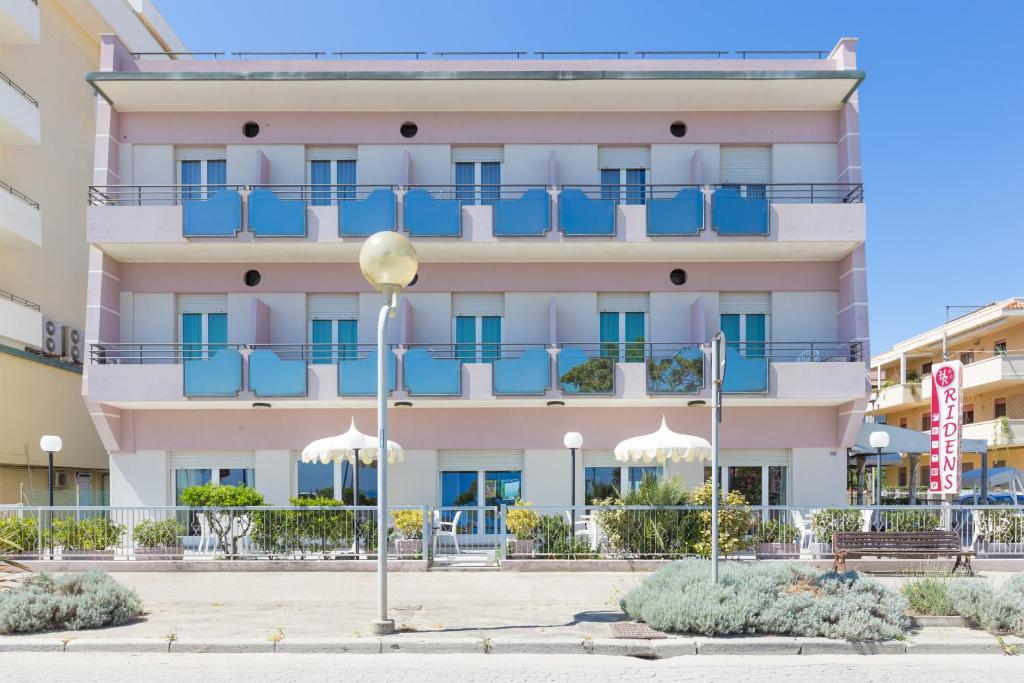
(359, 231, 418, 637)
(709, 331, 726, 583)
(563, 432, 583, 527)
(39, 435, 63, 507)
(869, 430, 890, 507)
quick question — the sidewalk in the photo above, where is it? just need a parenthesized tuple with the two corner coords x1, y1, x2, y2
(0, 572, 1019, 656)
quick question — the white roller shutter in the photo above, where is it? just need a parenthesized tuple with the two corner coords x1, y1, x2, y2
(306, 146, 357, 161)
(170, 452, 255, 469)
(308, 294, 359, 320)
(719, 293, 771, 315)
(452, 147, 504, 163)
(582, 451, 619, 468)
(437, 450, 524, 470)
(175, 147, 226, 161)
(452, 293, 505, 317)
(720, 147, 772, 184)
(176, 294, 227, 314)
(597, 293, 650, 313)
(598, 147, 650, 169)
(719, 449, 790, 467)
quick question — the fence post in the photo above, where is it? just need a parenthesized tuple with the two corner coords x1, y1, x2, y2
(37, 510, 43, 560)
(421, 505, 430, 564)
(498, 504, 507, 561)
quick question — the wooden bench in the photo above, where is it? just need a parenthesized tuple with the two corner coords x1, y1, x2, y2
(832, 530, 973, 575)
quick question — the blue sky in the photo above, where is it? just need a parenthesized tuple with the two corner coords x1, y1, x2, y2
(153, 0, 1023, 352)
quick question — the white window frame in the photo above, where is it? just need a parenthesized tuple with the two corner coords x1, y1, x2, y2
(599, 311, 649, 360)
(451, 160, 503, 206)
(305, 150, 358, 185)
(437, 465, 523, 538)
(451, 315, 503, 362)
(711, 464, 790, 508)
(293, 455, 375, 500)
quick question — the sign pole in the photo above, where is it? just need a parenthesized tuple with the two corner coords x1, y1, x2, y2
(710, 331, 725, 584)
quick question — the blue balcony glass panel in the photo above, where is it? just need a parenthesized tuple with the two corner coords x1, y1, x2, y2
(403, 189, 461, 237)
(493, 349, 550, 395)
(183, 349, 243, 397)
(711, 187, 769, 235)
(721, 347, 769, 393)
(403, 348, 461, 396)
(249, 349, 307, 397)
(183, 189, 242, 237)
(558, 188, 615, 236)
(248, 188, 306, 237)
(647, 188, 704, 235)
(557, 347, 614, 395)
(493, 189, 550, 236)
(337, 349, 397, 396)
(646, 347, 705, 394)
(338, 189, 397, 236)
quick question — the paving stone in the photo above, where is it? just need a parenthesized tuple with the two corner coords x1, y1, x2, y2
(273, 638, 383, 654)
(65, 638, 171, 653)
(651, 638, 698, 658)
(905, 627, 1002, 655)
(0, 638, 65, 652)
(382, 637, 484, 654)
(587, 638, 655, 658)
(486, 637, 587, 655)
(169, 638, 276, 653)
(798, 637, 906, 655)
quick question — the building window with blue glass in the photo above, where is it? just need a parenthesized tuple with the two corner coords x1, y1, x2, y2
(307, 148, 358, 205)
(452, 149, 503, 206)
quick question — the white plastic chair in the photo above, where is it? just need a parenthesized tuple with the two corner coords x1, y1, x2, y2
(433, 510, 462, 555)
(795, 349, 821, 363)
(791, 510, 813, 551)
(860, 509, 874, 532)
(197, 513, 218, 555)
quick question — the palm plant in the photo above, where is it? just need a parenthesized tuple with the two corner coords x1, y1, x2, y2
(594, 476, 699, 557)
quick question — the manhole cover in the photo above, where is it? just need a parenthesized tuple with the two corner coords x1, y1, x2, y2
(610, 622, 667, 640)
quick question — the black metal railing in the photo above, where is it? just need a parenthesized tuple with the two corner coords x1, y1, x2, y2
(89, 343, 246, 365)
(0, 70, 38, 107)
(87, 184, 246, 206)
(0, 288, 40, 311)
(405, 184, 547, 205)
(1, 177, 39, 209)
(126, 49, 831, 62)
(248, 183, 396, 204)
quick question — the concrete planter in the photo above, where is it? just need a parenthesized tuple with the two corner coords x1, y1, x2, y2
(57, 549, 116, 561)
(396, 539, 422, 558)
(754, 543, 800, 559)
(507, 539, 536, 557)
(134, 546, 184, 561)
(980, 542, 1024, 556)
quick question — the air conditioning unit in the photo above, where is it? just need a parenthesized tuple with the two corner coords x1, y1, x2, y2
(41, 318, 63, 357)
(54, 471, 69, 489)
(64, 327, 84, 365)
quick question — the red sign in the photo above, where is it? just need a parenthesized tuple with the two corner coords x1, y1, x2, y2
(929, 361, 963, 494)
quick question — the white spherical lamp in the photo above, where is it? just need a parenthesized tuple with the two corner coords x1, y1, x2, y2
(563, 432, 583, 450)
(868, 431, 890, 451)
(40, 435, 63, 453)
(358, 231, 418, 295)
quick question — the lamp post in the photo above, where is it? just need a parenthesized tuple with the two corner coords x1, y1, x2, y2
(358, 231, 418, 637)
(563, 432, 583, 527)
(40, 435, 62, 559)
(710, 331, 725, 584)
(869, 431, 890, 509)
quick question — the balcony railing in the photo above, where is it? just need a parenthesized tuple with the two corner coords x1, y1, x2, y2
(0, 70, 38, 107)
(0, 287, 40, 311)
(127, 49, 833, 62)
(88, 185, 246, 206)
(2, 177, 39, 209)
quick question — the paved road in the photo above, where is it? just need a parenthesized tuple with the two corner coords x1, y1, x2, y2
(1, 653, 1020, 682)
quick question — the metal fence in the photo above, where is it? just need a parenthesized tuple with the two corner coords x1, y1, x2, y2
(3, 504, 1022, 562)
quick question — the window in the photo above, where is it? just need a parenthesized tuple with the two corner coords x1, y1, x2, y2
(995, 340, 1008, 356)
(995, 398, 1007, 419)
(963, 404, 975, 425)
(899, 417, 908, 429)
(454, 161, 501, 206)
(600, 311, 646, 362)
(720, 313, 767, 358)
(921, 362, 933, 376)
(995, 460, 1007, 468)
(898, 468, 908, 487)
(598, 147, 650, 204)
(295, 458, 376, 504)
(584, 464, 663, 503)
(177, 149, 227, 201)
(921, 413, 931, 432)
(920, 466, 929, 486)
(719, 146, 771, 199)
(454, 316, 501, 363)
(308, 294, 359, 363)
(173, 463, 254, 535)
(307, 148, 357, 205)
(177, 296, 228, 361)
(439, 469, 521, 534)
(962, 462, 975, 473)
(703, 463, 787, 506)
(960, 351, 975, 366)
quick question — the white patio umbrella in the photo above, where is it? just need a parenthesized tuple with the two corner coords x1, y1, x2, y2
(614, 416, 711, 464)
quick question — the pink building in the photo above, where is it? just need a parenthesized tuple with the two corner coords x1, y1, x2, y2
(83, 37, 868, 518)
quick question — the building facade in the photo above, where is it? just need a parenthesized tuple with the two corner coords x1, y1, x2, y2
(0, 0, 182, 503)
(83, 37, 869, 518)
(869, 298, 1024, 484)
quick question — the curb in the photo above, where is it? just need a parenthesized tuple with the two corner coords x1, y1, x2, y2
(0, 634, 1008, 656)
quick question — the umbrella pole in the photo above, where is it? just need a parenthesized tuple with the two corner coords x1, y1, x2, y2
(353, 449, 359, 557)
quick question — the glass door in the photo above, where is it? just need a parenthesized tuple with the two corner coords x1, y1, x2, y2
(441, 471, 479, 534)
(484, 470, 522, 533)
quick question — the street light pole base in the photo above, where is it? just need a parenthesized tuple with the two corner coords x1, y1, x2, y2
(370, 619, 396, 636)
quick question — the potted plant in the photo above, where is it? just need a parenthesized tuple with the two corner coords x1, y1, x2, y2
(249, 498, 354, 559)
(0, 515, 40, 560)
(133, 518, 185, 560)
(50, 516, 125, 559)
(505, 502, 541, 556)
(753, 519, 801, 558)
(180, 483, 266, 558)
(392, 509, 423, 558)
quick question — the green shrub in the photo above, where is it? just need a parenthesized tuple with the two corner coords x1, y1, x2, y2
(535, 515, 595, 558)
(132, 519, 185, 549)
(0, 515, 40, 553)
(975, 509, 1024, 544)
(754, 519, 801, 544)
(690, 481, 752, 558)
(621, 559, 909, 641)
(902, 576, 955, 615)
(810, 509, 863, 543)
(593, 477, 700, 558)
(505, 502, 541, 540)
(392, 509, 424, 540)
(180, 484, 266, 557)
(250, 497, 353, 557)
(879, 509, 941, 531)
(0, 571, 142, 634)
(948, 574, 1024, 635)
(50, 517, 125, 552)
